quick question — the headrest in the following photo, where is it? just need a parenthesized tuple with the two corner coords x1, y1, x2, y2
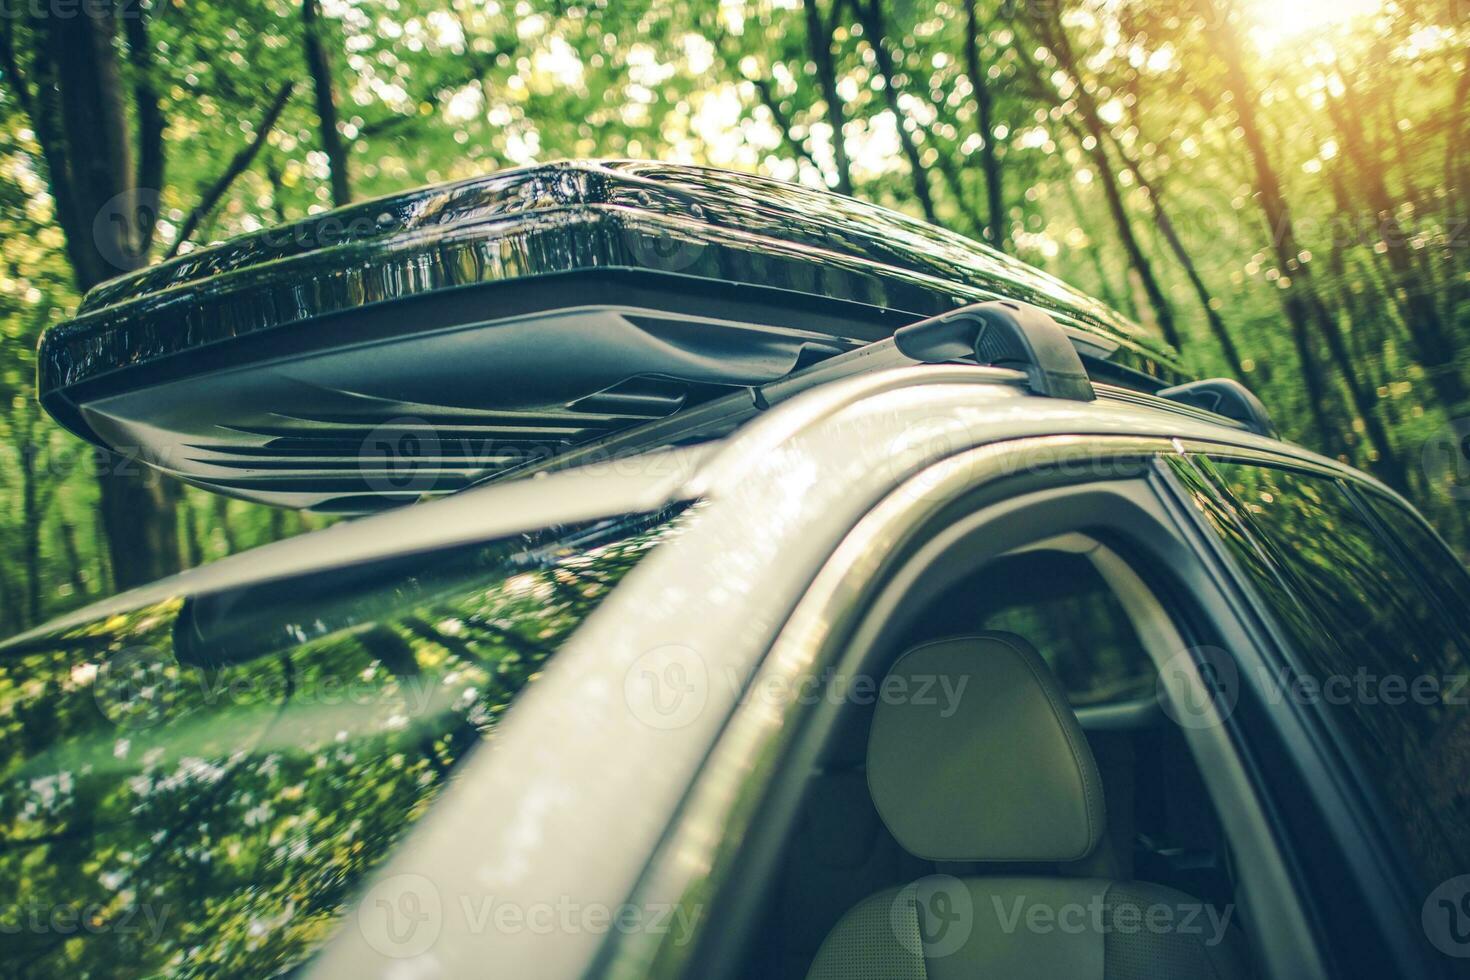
(866, 632, 1105, 863)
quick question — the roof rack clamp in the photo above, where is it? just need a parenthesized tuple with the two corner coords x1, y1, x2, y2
(893, 300, 1096, 402)
(1157, 378, 1277, 438)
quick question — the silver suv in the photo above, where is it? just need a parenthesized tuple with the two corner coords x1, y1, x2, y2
(5, 162, 1469, 979)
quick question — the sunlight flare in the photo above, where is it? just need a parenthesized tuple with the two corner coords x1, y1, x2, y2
(1244, 0, 1386, 51)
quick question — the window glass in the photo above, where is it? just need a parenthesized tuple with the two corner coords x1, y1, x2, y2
(1361, 491, 1470, 647)
(0, 509, 684, 977)
(1181, 457, 1470, 892)
(917, 550, 1156, 706)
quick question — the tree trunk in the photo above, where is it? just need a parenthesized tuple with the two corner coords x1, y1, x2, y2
(1452, 43, 1470, 236)
(857, 0, 938, 224)
(964, 0, 1007, 250)
(1325, 76, 1465, 411)
(266, 159, 292, 224)
(1061, 178, 1132, 317)
(1324, 165, 1406, 343)
(29, 1, 183, 591)
(904, 89, 988, 233)
(20, 428, 41, 626)
(0, 574, 24, 636)
(925, 137, 988, 236)
(303, 0, 352, 207)
(1017, 18, 1181, 349)
(1204, 2, 1402, 481)
(97, 468, 183, 587)
(41, 3, 140, 288)
(1284, 297, 1348, 459)
(802, 0, 853, 196)
(121, 0, 165, 232)
(1323, 163, 1405, 409)
(1448, 44, 1470, 320)
(1379, 83, 1428, 223)
(58, 518, 88, 599)
(92, 512, 113, 597)
(749, 74, 821, 174)
(181, 495, 204, 568)
(213, 496, 239, 555)
(1105, 133, 1246, 378)
(1073, 125, 1180, 350)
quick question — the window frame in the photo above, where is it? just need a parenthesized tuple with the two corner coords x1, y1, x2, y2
(595, 436, 1340, 980)
(1164, 445, 1460, 979)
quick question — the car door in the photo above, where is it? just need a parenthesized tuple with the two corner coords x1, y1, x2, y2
(591, 436, 1347, 980)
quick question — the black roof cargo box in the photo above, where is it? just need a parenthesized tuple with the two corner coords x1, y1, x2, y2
(38, 160, 1184, 511)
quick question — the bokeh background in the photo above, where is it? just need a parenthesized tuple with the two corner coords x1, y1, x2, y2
(0, 0, 1466, 637)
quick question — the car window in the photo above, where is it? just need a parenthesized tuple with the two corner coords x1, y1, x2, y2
(0, 509, 685, 977)
(1360, 491, 1470, 643)
(915, 550, 1156, 706)
(1172, 456, 1470, 894)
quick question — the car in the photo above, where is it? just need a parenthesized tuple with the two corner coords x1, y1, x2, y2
(4, 160, 1469, 979)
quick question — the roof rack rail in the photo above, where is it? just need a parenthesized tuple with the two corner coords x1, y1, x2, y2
(752, 299, 1094, 406)
(486, 301, 1098, 484)
(1157, 378, 1277, 438)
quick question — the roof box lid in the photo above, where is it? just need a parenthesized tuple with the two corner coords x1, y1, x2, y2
(39, 160, 1186, 512)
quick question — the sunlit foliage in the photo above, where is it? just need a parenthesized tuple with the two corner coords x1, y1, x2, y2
(0, 0, 1466, 637)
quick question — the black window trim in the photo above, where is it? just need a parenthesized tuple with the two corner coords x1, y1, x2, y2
(1160, 447, 1453, 979)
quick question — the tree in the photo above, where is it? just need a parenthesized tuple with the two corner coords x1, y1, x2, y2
(1010, 16, 1182, 349)
(856, 0, 939, 223)
(302, 0, 352, 207)
(8, 0, 183, 589)
(1322, 57, 1465, 412)
(803, 0, 854, 195)
(2, 0, 1469, 634)
(963, 0, 1007, 250)
(0, 0, 303, 593)
(1199, 0, 1401, 480)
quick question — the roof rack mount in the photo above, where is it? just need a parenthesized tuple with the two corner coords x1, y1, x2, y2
(894, 301, 1096, 402)
(1157, 378, 1277, 438)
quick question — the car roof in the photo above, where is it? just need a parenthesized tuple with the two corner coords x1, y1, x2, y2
(1, 366, 1378, 653)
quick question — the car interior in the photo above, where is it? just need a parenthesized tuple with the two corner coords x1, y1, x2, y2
(732, 542, 1264, 979)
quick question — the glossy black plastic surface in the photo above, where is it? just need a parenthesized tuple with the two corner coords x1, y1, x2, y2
(895, 300, 1096, 401)
(36, 161, 1188, 510)
(42, 160, 1181, 397)
(1158, 378, 1277, 437)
